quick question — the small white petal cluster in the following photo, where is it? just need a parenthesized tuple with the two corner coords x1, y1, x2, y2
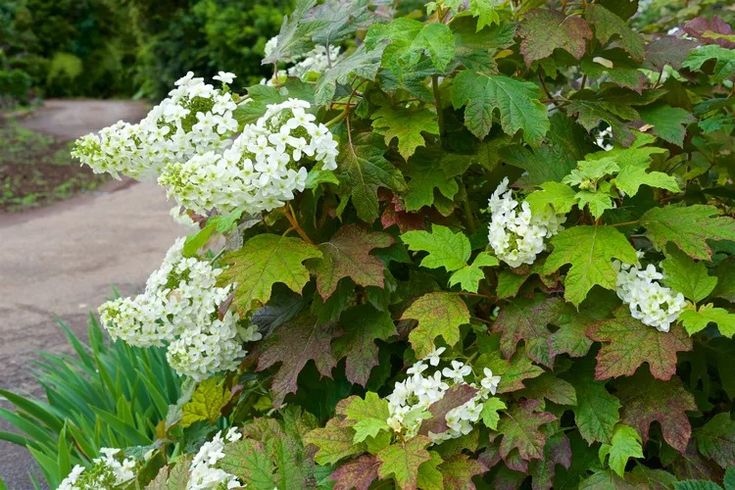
(159, 98, 338, 215)
(188, 428, 243, 490)
(99, 238, 261, 380)
(386, 347, 501, 443)
(58, 448, 136, 490)
(72, 72, 238, 179)
(263, 38, 341, 83)
(614, 256, 686, 332)
(488, 177, 566, 268)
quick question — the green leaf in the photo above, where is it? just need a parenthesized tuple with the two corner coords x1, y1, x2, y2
(371, 105, 439, 160)
(639, 105, 696, 147)
(261, 0, 317, 64)
(377, 435, 432, 490)
(311, 224, 394, 300)
(333, 305, 397, 386)
(402, 225, 471, 272)
(180, 377, 232, 428)
(366, 18, 455, 73)
(468, 0, 501, 30)
(219, 234, 322, 314)
(412, 23, 456, 71)
(680, 305, 735, 337)
(315, 43, 387, 105)
(695, 412, 735, 469)
(526, 181, 577, 215)
(617, 371, 696, 454)
(337, 143, 406, 223)
(640, 205, 735, 260)
(344, 393, 391, 443)
(522, 372, 578, 407)
(567, 364, 621, 444)
(402, 156, 459, 211)
(674, 481, 724, 490)
(543, 225, 638, 306)
(451, 70, 550, 145)
(220, 439, 277, 489)
(585, 4, 644, 61)
(614, 164, 680, 197)
(588, 309, 692, 381)
(575, 189, 616, 219)
(256, 315, 337, 406)
(305, 418, 365, 465)
(496, 399, 556, 462)
(683, 45, 735, 83)
(448, 252, 499, 293)
(401, 292, 471, 357)
(305, 168, 340, 189)
(440, 454, 487, 490)
(599, 424, 643, 477)
(661, 246, 717, 302)
(518, 9, 592, 65)
(480, 398, 507, 430)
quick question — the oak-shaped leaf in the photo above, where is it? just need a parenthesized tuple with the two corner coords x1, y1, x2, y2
(332, 305, 397, 386)
(440, 453, 487, 490)
(344, 392, 391, 443)
(257, 314, 337, 407)
(529, 429, 572, 490)
(585, 4, 644, 61)
(587, 309, 692, 381)
(401, 292, 470, 357)
(639, 105, 696, 147)
(695, 413, 735, 469)
(617, 370, 696, 453)
(518, 9, 592, 66)
(680, 305, 735, 337)
(331, 454, 381, 490)
(311, 225, 394, 300)
(522, 373, 577, 408)
(219, 439, 277, 489)
(219, 234, 322, 314)
(640, 204, 735, 260)
(146, 455, 191, 490)
(315, 43, 387, 105)
(181, 376, 233, 428)
(371, 105, 439, 160)
(566, 362, 621, 444)
(599, 424, 644, 477)
(419, 384, 478, 436)
(451, 70, 550, 146)
(662, 245, 717, 303)
(377, 435, 432, 490)
(543, 225, 637, 306)
(496, 399, 556, 462)
(492, 295, 565, 367)
(683, 45, 735, 83)
(304, 417, 365, 466)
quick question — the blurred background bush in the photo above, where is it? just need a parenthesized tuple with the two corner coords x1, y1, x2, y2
(0, 0, 292, 108)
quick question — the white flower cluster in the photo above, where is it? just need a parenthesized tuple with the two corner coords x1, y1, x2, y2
(386, 347, 501, 443)
(614, 255, 686, 332)
(263, 37, 341, 82)
(72, 72, 238, 179)
(159, 98, 338, 215)
(188, 428, 243, 490)
(99, 238, 261, 380)
(488, 177, 566, 268)
(59, 448, 136, 490)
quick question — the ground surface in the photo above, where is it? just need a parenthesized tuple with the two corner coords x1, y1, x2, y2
(0, 100, 183, 488)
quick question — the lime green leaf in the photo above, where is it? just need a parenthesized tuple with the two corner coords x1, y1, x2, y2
(344, 393, 391, 443)
(544, 225, 638, 306)
(640, 205, 735, 260)
(567, 364, 621, 444)
(518, 9, 592, 65)
(662, 246, 717, 302)
(496, 399, 556, 462)
(219, 234, 322, 314)
(451, 70, 550, 145)
(371, 105, 439, 160)
(526, 181, 577, 215)
(683, 45, 735, 83)
(377, 435, 432, 490)
(402, 292, 471, 357)
(305, 418, 365, 465)
(614, 165, 680, 197)
(469, 0, 501, 30)
(639, 105, 696, 147)
(448, 252, 499, 293)
(585, 4, 644, 61)
(402, 225, 471, 272)
(416, 451, 443, 490)
(220, 439, 277, 489)
(680, 305, 735, 337)
(599, 424, 643, 477)
(181, 377, 232, 428)
(306, 168, 340, 189)
(480, 398, 507, 430)
(337, 143, 406, 223)
(311, 225, 394, 300)
(575, 190, 616, 219)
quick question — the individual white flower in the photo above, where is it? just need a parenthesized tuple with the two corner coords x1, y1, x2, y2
(614, 258, 686, 332)
(213, 71, 236, 84)
(188, 429, 242, 489)
(424, 346, 446, 366)
(442, 360, 472, 383)
(487, 177, 566, 268)
(480, 368, 501, 395)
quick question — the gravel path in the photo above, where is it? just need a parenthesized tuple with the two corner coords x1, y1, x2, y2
(0, 100, 184, 488)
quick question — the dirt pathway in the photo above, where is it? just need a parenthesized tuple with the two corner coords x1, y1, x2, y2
(0, 100, 184, 488)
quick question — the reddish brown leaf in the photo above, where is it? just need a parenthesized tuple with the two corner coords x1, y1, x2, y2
(497, 399, 557, 463)
(645, 36, 699, 70)
(311, 224, 394, 300)
(380, 192, 424, 232)
(332, 454, 381, 490)
(256, 314, 337, 406)
(518, 9, 593, 66)
(440, 454, 488, 490)
(419, 384, 478, 436)
(684, 16, 735, 48)
(529, 430, 572, 490)
(587, 309, 692, 381)
(616, 371, 696, 453)
(492, 296, 565, 367)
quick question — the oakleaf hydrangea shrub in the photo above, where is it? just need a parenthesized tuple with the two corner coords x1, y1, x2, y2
(67, 0, 735, 488)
